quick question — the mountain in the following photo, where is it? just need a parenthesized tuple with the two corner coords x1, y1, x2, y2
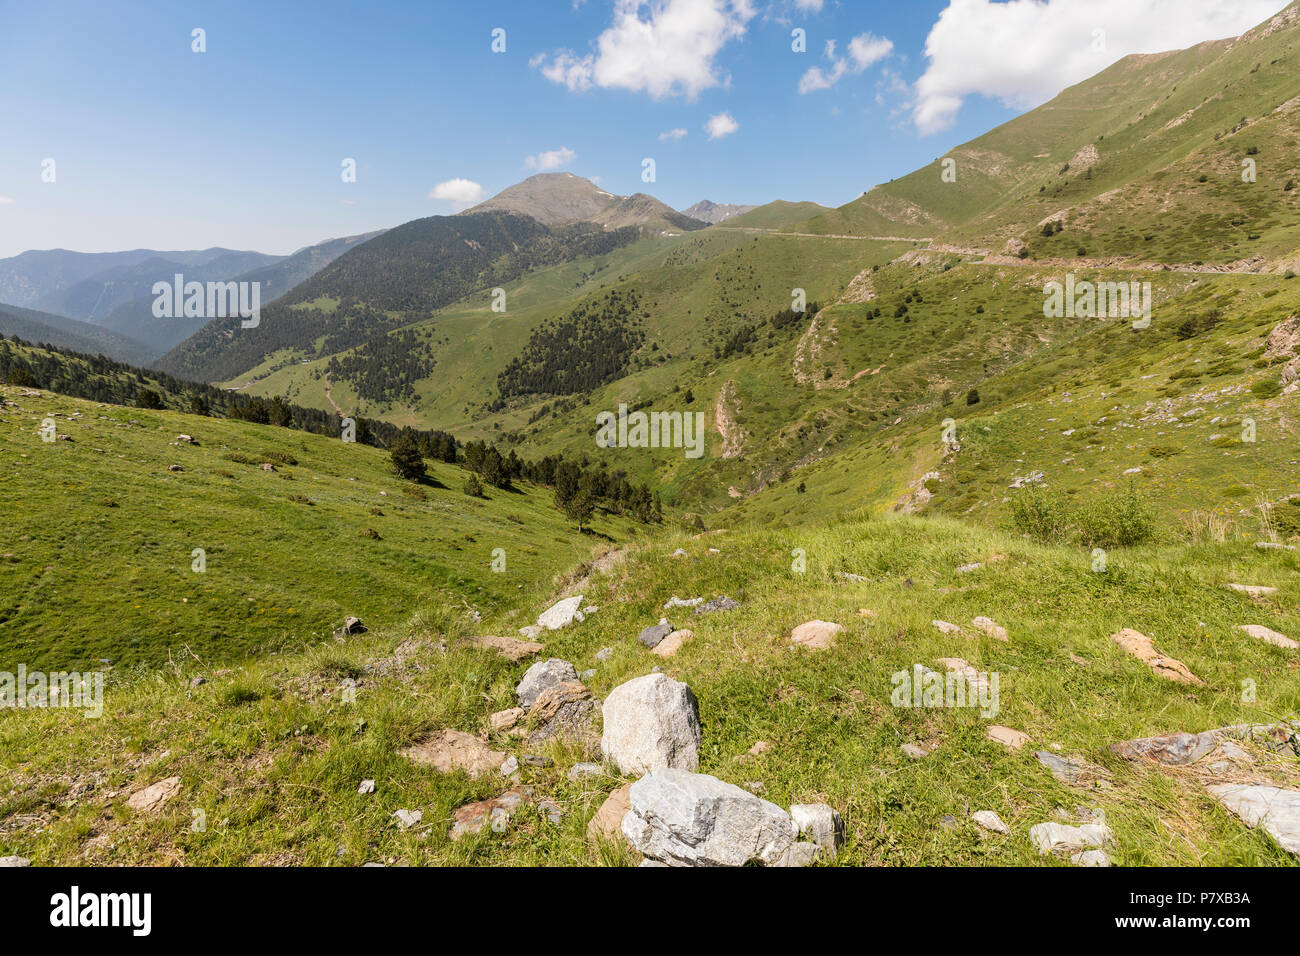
(468, 173, 708, 233)
(0, 301, 152, 364)
(681, 200, 757, 224)
(0, 247, 271, 313)
(232, 230, 388, 303)
(155, 211, 646, 383)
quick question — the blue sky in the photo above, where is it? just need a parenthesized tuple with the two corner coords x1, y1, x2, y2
(0, 0, 1289, 258)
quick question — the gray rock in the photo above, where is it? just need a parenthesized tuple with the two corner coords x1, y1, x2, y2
(972, 810, 1009, 834)
(537, 596, 585, 631)
(1035, 751, 1089, 784)
(601, 674, 701, 775)
(1206, 784, 1300, 857)
(568, 762, 605, 782)
(595, 647, 614, 662)
(516, 658, 578, 709)
(392, 809, 422, 830)
(1111, 731, 1216, 766)
(1029, 821, 1112, 856)
(0, 856, 30, 867)
(523, 754, 553, 768)
(499, 756, 519, 777)
(638, 622, 674, 648)
(621, 768, 797, 867)
(518, 625, 545, 639)
(1072, 849, 1111, 867)
(790, 804, 845, 857)
(694, 595, 741, 616)
(664, 596, 705, 609)
(774, 842, 823, 867)
(579, 669, 596, 681)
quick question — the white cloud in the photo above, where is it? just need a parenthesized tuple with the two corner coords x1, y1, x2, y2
(659, 127, 689, 141)
(705, 111, 740, 139)
(913, 0, 1291, 135)
(534, 0, 756, 100)
(794, 0, 824, 11)
(428, 178, 486, 211)
(798, 31, 893, 93)
(525, 147, 578, 171)
(0, 197, 14, 206)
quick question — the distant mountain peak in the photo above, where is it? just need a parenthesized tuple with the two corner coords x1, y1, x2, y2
(466, 173, 707, 233)
(681, 200, 758, 225)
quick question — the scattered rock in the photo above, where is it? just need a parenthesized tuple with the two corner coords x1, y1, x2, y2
(449, 787, 534, 840)
(489, 707, 525, 732)
(663, 596, 704, 609)
(524, 754, 553, 768)
(569, 762, 605, 782)
(1256, 542, 1297, 551)
(594, 647, 614, 662)
(0, 856, 31, 867)
(972, 810, 1009, 834)
(790, 804, 845, 857)
(586, 783, 634, 842)
(694, 595, 741, 616)
(987, 725, 1030, 750)
(400, 729, 507, 779)
(528, 682, 599, 747)
(516, 658, 579, 709)
(638, 621, 674, 648)
(900, 743, 932, 759)
(333, 616, 367, 639)
(126, 776, 181, 814)
(774, 842, 823, 867)
(1035, 751, 1106, 787)
(1111, 629, 1203, 684)
(392, 809, 422, 831)
(972, 616, 1009, 641)
(466, 634, 543, 662)
(651, 629, 694, 658)
(1112, 731, 1216, 766)
(1205, 784, 1300, 857)
(671, 548, 689, 558)
(956, 562, 983, 574)
(1226, 583, 1278, 598)
(1029, 821, 1113, 856)
(931, 619, 965, 636)
(358, 779, 376, 795)
(791, 620, 843, 650)
(518, 625, 545, 639)
(499, 755, 519, 777)
(1237, 624, 1297, 650)
(621, 769, 797, 867)
(601, 674, 702, 775)
(537, 596, 585, 630)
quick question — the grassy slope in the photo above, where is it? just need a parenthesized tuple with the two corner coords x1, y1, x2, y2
(2, 515, 1296, 865)
(0, 382, 638, 670)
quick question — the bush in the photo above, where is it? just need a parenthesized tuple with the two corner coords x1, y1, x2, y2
(389, 431, 426, 482)
(1074, 485, 1155, 549)
(1009, 487, 1072, 542)
(463, 474, 485, 498)
(1250, 379, 1283, 399)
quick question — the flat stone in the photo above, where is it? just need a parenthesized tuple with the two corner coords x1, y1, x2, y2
(972, 616, 1009, 641)
(1237, 624, 1297, 650)
(791, 620, 843, 650)
(489, 707, 525, 732)
(1205, 784, 1300, 857)
(651, 629, 694, 658)
(601, 674, 701, 775)
(1035, 751, 1103, 786)
(357, 779, 376, 794)
(0, 856, 31, 867)
(1226, 583, 1278, 598)
(516, 658, 579, 709)
(932, 619, 965, 635)
(987, 725, 1030, 749)
(664, 596, 704, 609)
(1112, 629, 1202, 684)
(466, 634, 543, 662)
(518, 625, 545, 639)
(1029, 821, 1113, 856)
(638, 621, 674, 649)
(527, 682, 598, 747)
(586, 782, 634, 843)
(392, 808, 422, 830)
(449, 787, 534, 840)
(621, 769, 797, 867)
(568, 762, 606, 782)
(126, 776, 181, 814)
(1112, 731, 1216, 766)
(537, 596, 585, 630)
(400, 729, 507, 779)
(972, 810, 1009, 834)
(901, 743, 932, 759)
(694, 595, 741, 616)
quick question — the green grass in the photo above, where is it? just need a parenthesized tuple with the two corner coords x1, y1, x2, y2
(2, 514, 1295, 865)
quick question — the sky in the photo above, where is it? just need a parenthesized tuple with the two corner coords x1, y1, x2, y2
(0, 0, 1291, 259)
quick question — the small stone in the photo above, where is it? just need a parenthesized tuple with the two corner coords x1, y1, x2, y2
(537, 595, 585, 630)
(791, 620, 843, 650)
(127, 776, 181, 814)
(357, 779, 376, 794)
(790, 804, 845, 856)
(1112, 629, 1202, 684)
(972, 810, 1009, 834)
(1205, 784, 1300, 857)
(956, 562, 983, 574)
(401, 729, 507, 779)
(0, 856, 31, 867)
(694, 595, 741, 616)
(537, 799, 563, 825)
(595, 647, 614, 662)
(499, 756, 519, 776)
(580, 668, 596, 681)
(1111, 731, 1216, 766)
(901, 743, 931, 759)
(651, 629, 693, 658)
(1029, 821, 1112, 856)
(972, 616, 1009, 641)
(638, 622, 674, 648)
(516, 658, 579, 709)
(518, 625, 545, 639)
(392, 809, 422, 830)
(1226, 583, 1278, 598)
(748, 741, 771, 756)
(1072, 849, 1111, 866)
(987, 725, 1030, 749)
(663, 596, 705, 609)
(568, 762, 605, 782)
(449, 787, 534, 840)
(523, 754, 553, 768)
(774, 842, 822, 867)
(1237, 624, 1297, 650)
(466, 634, 543, 662)
(931, 619, 964, 635)
(489, 707, 525, 732)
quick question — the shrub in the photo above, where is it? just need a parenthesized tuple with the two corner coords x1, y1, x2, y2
(1074, 485, 1155, 548)
(464, 474, 485, 498)
(1250, 379, 1283, 399)
(1009, 487, 1072, 542)
(1148, 443, 1183, 459)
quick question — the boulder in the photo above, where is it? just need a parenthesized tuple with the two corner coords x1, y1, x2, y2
(1029, 821, 1113, 856)
(400, 729, 506, 779)
(773, 842, 823, 867)
(791, 620, 843, 650)
(621, 769, 797, 867)
(537, 596, 585, 631)
(516, 658, 578, 709)
(1205, 784, 1300, 857)
(601, 674, 701, 775)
